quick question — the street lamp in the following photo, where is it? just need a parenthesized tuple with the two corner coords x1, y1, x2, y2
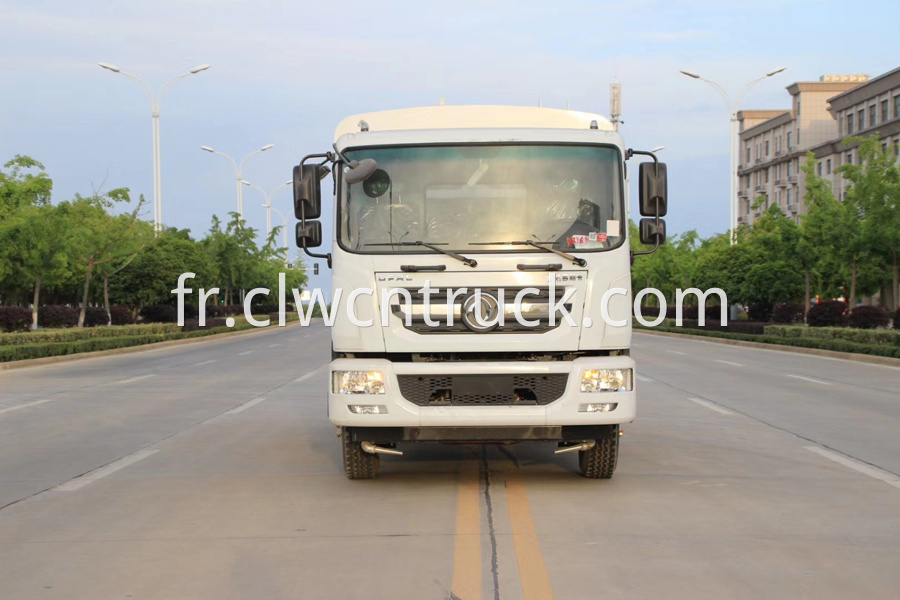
(268, 205, 290, 255)
(99, 62, 211, 233)
(201, 144, 275, 217)
(680, 67, 786, 243)
(241, 179, 291, 237)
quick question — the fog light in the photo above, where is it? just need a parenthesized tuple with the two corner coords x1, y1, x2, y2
(348, 404, 389, 414)
(579, 403, 618, 413)
(581, 368, 632, 392)
(333, 371, 386, 394)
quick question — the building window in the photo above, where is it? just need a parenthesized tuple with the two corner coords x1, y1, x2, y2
(858, 109, 865, 130)
(848, 112, 854, 134)
(776, 136, 781, 151)
(870, 105, 877, 128)
(846, 151, 853, 165)
(746, 147, 751, 163)
(765, 167, 770, 183)
(817, 161, 822, 176)
(787, 189, 792, 205)
(826, 158, 832, 174)
(882, 99, 890, 123)
(796, 129, 800, 146)
(895, 95, 900, 119)
(787, 131, 793, 151)
(787, 161, 793, 178)
(765, 140, 770, 156)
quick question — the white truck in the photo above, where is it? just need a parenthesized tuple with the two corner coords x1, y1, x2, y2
(293, 105, 667, 479)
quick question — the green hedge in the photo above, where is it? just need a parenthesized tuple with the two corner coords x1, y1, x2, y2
(0, 316, 301, 363)
(635, 323, 900, 359)
(764, 325, 900, 346)
(0, 323, 180, 346)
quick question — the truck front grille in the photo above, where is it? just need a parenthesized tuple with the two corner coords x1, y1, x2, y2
(397, 373, 568, 406)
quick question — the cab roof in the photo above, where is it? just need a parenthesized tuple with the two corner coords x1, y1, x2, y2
(334, 105, 614, 141)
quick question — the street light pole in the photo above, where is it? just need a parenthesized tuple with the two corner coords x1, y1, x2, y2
(268, 206, 290, 255)
(99, 62, 210, 233)
(242, 179, 291, 240)
(680, 67, 786, 244)
(200, 145, 274, 218)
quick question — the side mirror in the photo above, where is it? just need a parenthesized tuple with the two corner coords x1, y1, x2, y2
(639, 162, 668, 217)
(296, 220, 322, 249)
(293, 164, 324, 220)
(639, 218, 666, 246)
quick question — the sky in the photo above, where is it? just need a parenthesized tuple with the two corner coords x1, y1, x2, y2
(2, 0, 899, 293)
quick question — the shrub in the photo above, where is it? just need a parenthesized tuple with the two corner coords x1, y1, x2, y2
(0, 323, 181, 346)
(180, 318, 227, 332)
(83, 307, 110, 327)
(110, 305, 134, 325)
(747, 302, 774, 322)
(772, 302, 805, 324)
(39, 305, 78, 328)
(807, 300, 847, 327)
(0, 307, 32, 332)
(765, 325, 900, 346)
(139, 304, 178, 323)
(846, 305, 890, 330)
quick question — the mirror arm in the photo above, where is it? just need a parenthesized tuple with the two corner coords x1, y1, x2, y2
(298, 192, 332, 269)
(631, 213, 662, 258)
(627, 148, 660, 176)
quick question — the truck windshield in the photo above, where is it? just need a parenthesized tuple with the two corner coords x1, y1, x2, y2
(339, 144, 623, 253)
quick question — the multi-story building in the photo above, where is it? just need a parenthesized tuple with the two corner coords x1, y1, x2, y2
(736, 75, 869, 226)
(810, 66, 900, 202)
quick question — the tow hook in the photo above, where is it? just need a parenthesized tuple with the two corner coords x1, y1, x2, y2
(361, 441, 404, 456)
(555, 441, 596, 455)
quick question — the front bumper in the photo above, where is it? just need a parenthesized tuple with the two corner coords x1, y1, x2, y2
(328, 356, 636, 427)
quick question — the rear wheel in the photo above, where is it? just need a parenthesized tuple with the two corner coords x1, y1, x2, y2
(341, 427, 379, 479)
(578, 425, 619, 479)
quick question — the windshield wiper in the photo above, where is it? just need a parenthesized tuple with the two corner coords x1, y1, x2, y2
(469, 240, 586, 267)
(365, 241, 477, 268)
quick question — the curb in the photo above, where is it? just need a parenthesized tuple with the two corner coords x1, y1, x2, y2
(0, 320, 309, 372)
(634, 328, 900, 368)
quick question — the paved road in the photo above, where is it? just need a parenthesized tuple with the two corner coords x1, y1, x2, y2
(1, 324, 899, 599)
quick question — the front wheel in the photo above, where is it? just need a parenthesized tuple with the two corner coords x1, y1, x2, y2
(341, 427, 379, 479)
(578, 425, 619, 479)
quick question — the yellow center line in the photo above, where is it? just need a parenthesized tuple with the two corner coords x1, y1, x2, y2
(506, 471, 555, 600)
(451, 460, 482, 600)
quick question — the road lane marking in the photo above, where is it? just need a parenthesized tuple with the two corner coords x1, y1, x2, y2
(54, 449, 159, 492)
(687, 397, 734, 415)
(786, 374, 831, 385)
(450, 461, 481, 600)
(238, 350, 254, 356)
(635, 374, 654, 383)
(114, 374, 156, 385)
(293, 366, 326, 384)
(714, 359, 745, 367)
(506, 471, 555, 600)
(192, 359, 216, 366)
(805, 446, 900, 490)
(666, 349, 687, 356)
(224, 397, 267, 415)
(0, 398, 55, 416)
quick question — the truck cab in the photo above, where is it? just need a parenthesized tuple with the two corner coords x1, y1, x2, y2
(293, 105, 667, 479)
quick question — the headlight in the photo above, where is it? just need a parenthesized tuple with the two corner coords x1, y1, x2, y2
(581, 368, 632, 392)
(333, 371, 386, 394)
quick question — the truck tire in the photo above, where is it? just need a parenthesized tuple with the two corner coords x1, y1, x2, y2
(578, 425, 619, 479)
(342, 427, 379, 479)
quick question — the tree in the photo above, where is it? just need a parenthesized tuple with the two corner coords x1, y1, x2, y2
(0, 155, 52, 218)
(1, 203, 73, 328)
(839, 135, 900, 310)
(69, 189, 146, 327)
